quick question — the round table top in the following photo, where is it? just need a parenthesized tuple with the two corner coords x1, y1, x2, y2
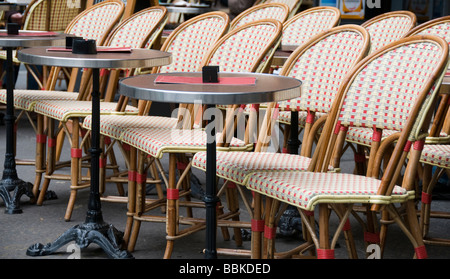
(0, 31, 66, 47)
(119, 72, 302, 105)
(17, 46, 172, 69)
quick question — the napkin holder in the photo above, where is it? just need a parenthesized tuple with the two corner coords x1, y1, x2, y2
(66, 36, 83, 49)
(202, 66, 219, 83)
(72, 39, 97, 54)
(7, 23, 20, 35)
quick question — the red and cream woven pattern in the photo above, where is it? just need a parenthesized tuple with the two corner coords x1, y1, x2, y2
(192, 151, 334, 185)
(282, 8, 340, 48)
(159, 15, 229, 73)
(69, 2, 123, 41)
(230, 5, 289, 30)
(364, 15, 415, 54)
(121, 127, 252, 159)
(345, 127, 399, 146)
(82, 115, 178, 140)
(261, 0, 301, 15)
(207, 22, 280, 72)
(246, 171, 411, 211)
(414, 22, 450, 42)
(0, 90, 78, 111)
(107, 8, 166, 48)
(33, 100, 138, 122)
(278, 30, 367, 113)
(338, 41, 442, 134)
(24, 0, 81, 32)
(420, 144, 450, 169)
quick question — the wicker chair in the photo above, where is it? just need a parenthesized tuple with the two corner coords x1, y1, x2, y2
(0, 0, 82, 90)
(229, 3, 289, 30)
(345, 15, 450, 177)
(80, 11, 230, 243)
(31, 5, 168, 222)
(0, 0, 125, 200)
(192, 24, 370, 258)
(361, 10, 417, 55)
(120, 19, 283, 258)
(280, 6, 340, 51)
(246, 35, 448, 259)
(253, 0, 302, 18)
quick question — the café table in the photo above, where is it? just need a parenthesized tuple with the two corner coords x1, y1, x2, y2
(0, 30, 65, 214)
(118, 71, 302, 259)
(18, 46, 172, 259)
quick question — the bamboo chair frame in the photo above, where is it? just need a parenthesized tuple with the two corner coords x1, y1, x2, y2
(253, 0, 302, 18)
(256, 35, 449, 259)
(191, 24, 370, 258)
(123, 19, 283, 259)
(33, 3, 172, 222)
(80, 11, 230, 224)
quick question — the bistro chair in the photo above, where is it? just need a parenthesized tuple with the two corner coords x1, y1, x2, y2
(246, 35, 448, 259)
(280, 6, 340, 51)
(31, 6, 168, 222)
(229, 3, 289, 30)
(0, 0, 126, 199)
(192, 24, 370, 258)
(345, 15, 450, 177)
(361, 10, 417, 55)
(80, 11, 230, 241)
(121, 19, 283, 258)
(253, 0, 302, 18)
(0, 0, 82, 90)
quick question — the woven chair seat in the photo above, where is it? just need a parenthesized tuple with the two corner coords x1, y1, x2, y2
(246, 171, 412, 211)
(420, 144, 450, 169)
(82, 115, 178, 140)
(33, 100, 138, 122)
(0, 90, 79, 111)
(345, 127, 400, 147)
(192, 151, 335, 185)
(121, 127, 252, 159)
(0, 50, 19, 63)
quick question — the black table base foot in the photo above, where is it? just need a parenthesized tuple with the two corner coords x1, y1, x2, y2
(26, 221, 134, 259)
(0, 178, 33, 214)
(278, 205, 303, 239)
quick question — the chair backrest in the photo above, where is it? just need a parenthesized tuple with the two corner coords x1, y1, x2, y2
(65, 0, 125, 46)
(277, 25, 370, 115)
(152, 11, 230, 74)
(253, 0, 302, 18)
(200, 19, 283, 73)
(362, 11, 417, 54)
(22, 0, 82, 32)
(230, 3, 290, 30)
(281, 6, 340, 50)
(314, 35, 448, 197)
(405, 15, 450, 46)
(104, 6, 167, 49)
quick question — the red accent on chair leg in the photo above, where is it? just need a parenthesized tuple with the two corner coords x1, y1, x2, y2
(415, 245, 428, 259)
(99, 158, 107, 168)
(128, 171, 136, 182)
(317, 248, 335, 259)
(343, 219, 351, 231)
(136, 173, 146, 184)
(48, 138, 56, 147)
(227, 181, 237, 189)
(421, 192, 432, 204)
(71, 148, 82, 158)
(36, 134, 47, 143)
(251, 219, 264, 232)
(364, 231, 380, 243)
(177, 161, 188, 171)
(167, 188, 179, 200)
(264, 225, 276, 239)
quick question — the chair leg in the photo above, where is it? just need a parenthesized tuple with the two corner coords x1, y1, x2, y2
(164, 153, 178, 259)
(318, 203, 334, 259)
(250, 192, 263, 259)
(37, 117, 57, 206)
(33, 113, 46, 199)
(123, 146, 137, 247)
(65, 118, 81, 221)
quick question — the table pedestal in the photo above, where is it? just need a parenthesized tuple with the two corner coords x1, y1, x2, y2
(26, 68, 132, 259)
(0, 47, 33, 214)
